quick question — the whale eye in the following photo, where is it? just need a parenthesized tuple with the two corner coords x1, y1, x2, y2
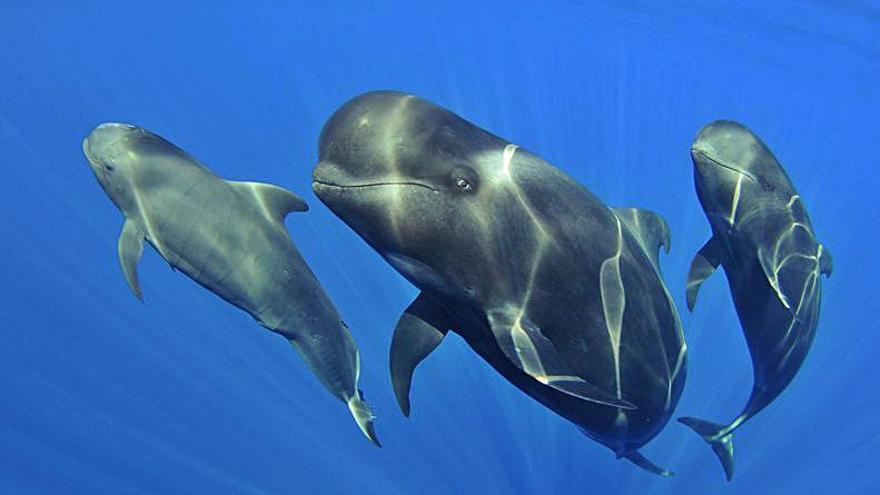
(451, 166, 478, 193)
(104, 164, 115, 172)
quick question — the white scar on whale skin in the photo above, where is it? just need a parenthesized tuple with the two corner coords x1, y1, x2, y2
(765, 216, 818, 312)
(600, 216, 626, 399)
(777, 243, 823, 369)
(667, 343, 687, 411)
(728, 174, 744, 226)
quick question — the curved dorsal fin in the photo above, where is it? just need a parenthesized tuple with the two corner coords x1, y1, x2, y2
(612, 207, 671, 274)
(228, 181, 308, 223)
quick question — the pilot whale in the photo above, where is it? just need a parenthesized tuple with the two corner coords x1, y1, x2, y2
(681, 120, 832, 480)
(312, 91, 687, 474)
(83, 123, 379, 445)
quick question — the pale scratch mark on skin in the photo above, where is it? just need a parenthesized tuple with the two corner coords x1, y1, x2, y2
(667, 343, 687, 411)
(728, 174, 744, 225)
(766, 222, 817, 311)
(600, 216, 626, 399)
(760, 193, 824, 366)
(778, 243, 823, 357)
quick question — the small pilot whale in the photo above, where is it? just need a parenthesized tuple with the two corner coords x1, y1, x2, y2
(312, 91, 687, 475)
(83, 123, 379, 445)
(681, 120, 832, 480)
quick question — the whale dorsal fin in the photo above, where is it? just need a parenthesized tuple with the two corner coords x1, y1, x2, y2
(487, 308, 636, 410)
(389, 292, 450, 417)
(229, 181, 308, 223)
(686, 236, 723, 311)
(118, 219, 145, 300)
(612, 207, 671, 274)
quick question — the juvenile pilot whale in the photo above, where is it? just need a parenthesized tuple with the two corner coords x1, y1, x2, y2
(83, 123, 379, 445)
(681, 120, 832, 480)
(312, 91, 687, 474)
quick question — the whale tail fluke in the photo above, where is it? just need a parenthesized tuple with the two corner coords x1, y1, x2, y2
(678, 416, 735, 481)
(348, 390, 381, 447)
(623, 450, 674, 477)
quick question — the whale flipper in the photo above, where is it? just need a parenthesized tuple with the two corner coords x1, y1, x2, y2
(390, 293, 450, 416)
(686, 237, 723, 311)
(229, 181, 309, 222)
(488, 309, 636, 409)
(612, 207, 671, 274)
(118, 219, 145, 300)
(678, 416, 735, 481)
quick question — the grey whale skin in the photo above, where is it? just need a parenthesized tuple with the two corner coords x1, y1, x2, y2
(681, 120, 832, 480)
(312, 91, 687, 474)
(83, 123, 378, 445)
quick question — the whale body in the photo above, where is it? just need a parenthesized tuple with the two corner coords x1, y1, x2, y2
(681, 120, 832, 480)
(312, 91, 687, 474)
(83, 123, 379, 445)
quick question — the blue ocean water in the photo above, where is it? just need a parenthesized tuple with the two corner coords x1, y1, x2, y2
(1, 1, 877, 493)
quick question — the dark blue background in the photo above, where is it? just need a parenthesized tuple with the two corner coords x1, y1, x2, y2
(1, 1, 877, 493)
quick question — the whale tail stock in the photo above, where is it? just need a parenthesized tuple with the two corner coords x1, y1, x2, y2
(347, 390, 381, 447)
(623, 450, 674, 477)
(677, 416, 735, 481)
(578, 427, 673, 477)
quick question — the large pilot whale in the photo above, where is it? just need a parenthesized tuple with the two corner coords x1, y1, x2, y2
(312, 91, 687, 474)
(681, 120, 832, 480)
(83, 123, 379, 445)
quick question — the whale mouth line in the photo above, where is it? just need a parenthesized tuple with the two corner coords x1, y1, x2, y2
(82, 140, 105, 174)
(692, 149, 758, 183)
(312, 179, 438, 192)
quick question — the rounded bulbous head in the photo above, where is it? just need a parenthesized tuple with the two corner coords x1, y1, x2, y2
(83, 122, 139, 191)
(690, 120, 788, 221)
(83, 123, 194, 212)
(312, 91, 539, 300)
(83, 122, 160, 213)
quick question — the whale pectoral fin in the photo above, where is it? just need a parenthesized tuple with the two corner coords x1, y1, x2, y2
(390, 292, 450, 417)
(118, 219, 145, 300)
(686, 236, 723, 311)
(612, 207, 671, 273)
(487, 309, 635, 410)
(819, 244, 833, 277)
(229, 181, 308, 222)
